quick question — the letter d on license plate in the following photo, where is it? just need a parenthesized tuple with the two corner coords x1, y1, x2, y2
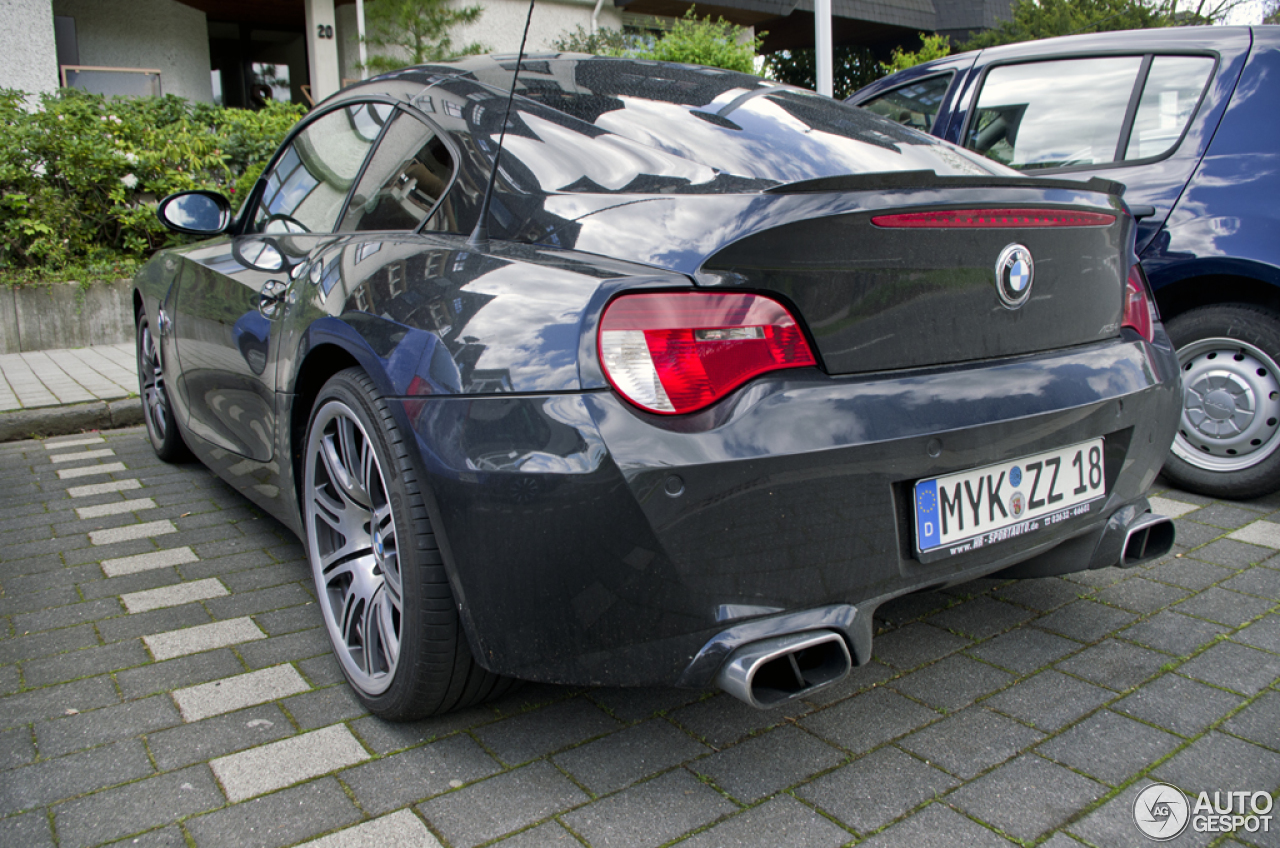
(915, 438, 1105, 557)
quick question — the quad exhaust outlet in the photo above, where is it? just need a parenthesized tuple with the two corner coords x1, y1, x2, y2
(716, 630, 852, 709)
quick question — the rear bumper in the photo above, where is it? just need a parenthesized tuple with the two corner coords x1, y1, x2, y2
(402, 331, 1180, 688)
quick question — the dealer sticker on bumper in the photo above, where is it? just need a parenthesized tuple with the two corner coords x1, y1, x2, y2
(915, 438, 1105, 556)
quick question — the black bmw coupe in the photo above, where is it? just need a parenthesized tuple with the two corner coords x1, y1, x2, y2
(136, 55, 1180, 719)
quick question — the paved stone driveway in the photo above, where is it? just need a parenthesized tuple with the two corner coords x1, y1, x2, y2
(1, 427, 1277, 848)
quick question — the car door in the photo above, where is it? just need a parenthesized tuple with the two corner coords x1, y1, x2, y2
(168, 101, 393, 461)
(941, 32, 1252, 253)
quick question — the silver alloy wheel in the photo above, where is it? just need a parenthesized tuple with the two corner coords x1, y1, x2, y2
(304, 401, 403, 696)
(139, 323, 169, 442)
(1171, 336, 1280, 472)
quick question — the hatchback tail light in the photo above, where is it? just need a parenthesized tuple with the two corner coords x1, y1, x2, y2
(598, 292, 816, 414)
(1122, 265, 1159, 343)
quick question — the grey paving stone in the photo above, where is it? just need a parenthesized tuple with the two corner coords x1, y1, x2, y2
(1055, 639, 1169, 691)
(1062, 566, 1131, 589)
(282, 682, 368, 730)
(1236, 615, 1280, 654)
(561, 768, 737, 848)
(0, 664, 16, 695)
(1223, 690, 1280, 749)
(253, 602, 325, 637)
(890, 654, 1013, 711)
(0, 675, 120, 729)
(1153, 732, 1280, 794)
(856, 802, 1018, 848)
(349, 706, 496, 756)
(693, 724, 844, 803)
(1193, 539, 1272, 569)
(1037, 708, 1182, 786)
(872, 622, 971, 669)
(296, 653, 345, 688)
(203, 582, 314, 620)
(1173, 518, 1230, 550)
(1036, 601, 1138, 643)
(1146, 557, 1236, 591)
(1119, 609, 1231, 656)
(4, 564, 101, 595)
(0, 739, 154, 815)
(0, 726, 35, 770)
(211, 723, 369, 803)
(797, 745, 958, 834)
(984, 671, 1114, 732)
(237, 627, 330, 670)
(115, 647, 245, 700)
(1190, 503, 1265, 530)
(0, 584, 79, 617)
(669, 691, 811, 749)
(21, 639, 151, 687)
(1177, 587, 1276, 628)
(800, 687, 939, 753)
(12, 597, 124, 634)
(875, 591, 953, 628)
(1096, 576, 1193, 614)
(949, 754, 1106, 841)
(927, 596, 1036, 640)
(340, 733, 501, 815)
(148, 704, 295, 771)
(99, 825, 189, 847)
(473, 698, 621, 765)
(417, 760, 588, 848)
(219, 562, 309, 593)
(177, 549, 278, 582)
(0, 809, 54, 848)
(553, 718, 710, 796)
(673, 794, 852, 848)
(1068, 781, 1215, 848)
(96, 603, 213, 644)
(1037, 835, 1091, 848)
(1223, 565, 1280, 599)
(898, 706, 1043, 779)
(1112, 674, 1245, 737)
(186, 777, 362, 848)
(490, 821, 580, 846)
(1181, 640, 1280, 695)
(965, 627, 1082, 674)
(34, 694, 181, 758)
(0, 623, 98, 665)
(77, 567, 186, 602)
(53, 764, 224, 848)
(586, 686, 706, 723)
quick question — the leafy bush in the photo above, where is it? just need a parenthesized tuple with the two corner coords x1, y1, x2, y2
(881, 33, 952, 75)
(762, 46, 882, 100)
(634, 9, 763, 74)
(551, 24, 640, 57)
(0, 90, 303, 279)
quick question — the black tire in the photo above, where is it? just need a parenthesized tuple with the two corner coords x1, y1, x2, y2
(302, 367, 515, 720)
(136, 311, 191, 463)
(1162, 304, 1280, 500)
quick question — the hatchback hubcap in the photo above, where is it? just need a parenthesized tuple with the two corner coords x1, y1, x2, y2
(1172, 338, 1280, 472)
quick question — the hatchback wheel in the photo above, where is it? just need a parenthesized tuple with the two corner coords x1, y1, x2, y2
(1163, 304, 1280, 500)
(303, 367, 514, 719)
(136, 311, 190, 462)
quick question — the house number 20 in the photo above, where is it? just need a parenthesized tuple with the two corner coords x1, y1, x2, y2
(317, 24, 334, 38)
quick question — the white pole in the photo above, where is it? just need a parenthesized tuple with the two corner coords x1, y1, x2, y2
(356, 0, 368, 79)
(591, 0, 604, 34)
(814, 0, 833, 97)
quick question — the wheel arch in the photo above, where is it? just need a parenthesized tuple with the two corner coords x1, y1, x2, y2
(1150, 269, 1280, 322)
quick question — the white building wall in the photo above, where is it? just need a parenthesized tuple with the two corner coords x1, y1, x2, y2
(339, 0, 625, 81)
(51, 0, 212, 102)
(0, 0, 59, 96)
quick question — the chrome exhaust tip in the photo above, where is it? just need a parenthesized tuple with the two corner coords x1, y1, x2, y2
(716, 630, 852, 709)
(1121, 513, 1175, 567)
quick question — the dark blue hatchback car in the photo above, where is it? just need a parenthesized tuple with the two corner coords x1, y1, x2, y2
(850, 26, 1280, 499)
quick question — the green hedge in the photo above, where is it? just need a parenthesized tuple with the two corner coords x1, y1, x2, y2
(0, 90, 304, 280)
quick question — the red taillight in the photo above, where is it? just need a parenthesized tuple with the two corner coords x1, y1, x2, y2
(871, 208, 1116, 228)
(1122, 265, 1158, 343)
(598, 292, 816, 414)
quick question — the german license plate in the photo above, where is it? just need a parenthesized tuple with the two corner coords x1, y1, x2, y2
(915, 438, 1106, 556)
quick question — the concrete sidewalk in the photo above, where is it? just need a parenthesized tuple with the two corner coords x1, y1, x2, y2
(0, 344, 142, 442)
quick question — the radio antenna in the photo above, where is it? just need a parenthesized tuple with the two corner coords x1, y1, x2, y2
(467, 0, 536, 249)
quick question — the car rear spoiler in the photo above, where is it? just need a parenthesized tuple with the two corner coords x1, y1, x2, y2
(765, 170, 1126, 197)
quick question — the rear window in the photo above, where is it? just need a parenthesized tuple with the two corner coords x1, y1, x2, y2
(859, 74, 954, 132)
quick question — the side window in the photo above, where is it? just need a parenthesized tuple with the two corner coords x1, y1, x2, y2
(339, 111, 456, 232)
(964, 57, 1143, 170)
(859, 74, 953, 132)
(1124, 55, 1215, 161)
(252, 102, 392, 234)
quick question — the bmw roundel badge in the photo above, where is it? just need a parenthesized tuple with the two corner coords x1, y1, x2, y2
(995, 243, 1034, 309)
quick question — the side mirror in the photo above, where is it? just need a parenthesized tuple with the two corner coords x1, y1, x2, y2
(157, 191, 232, 236)
(234, 238, 289, 272)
